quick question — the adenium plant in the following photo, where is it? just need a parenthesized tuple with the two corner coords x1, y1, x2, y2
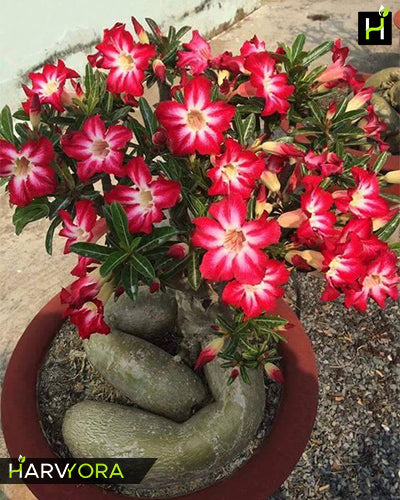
(1, 18, 399, 384)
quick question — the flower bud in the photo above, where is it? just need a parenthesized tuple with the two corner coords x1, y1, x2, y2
(264, 362, 284, 383)
(261, 170, 281, 192)
(131, 16, 149, 44)
(383, 170, 400, 184)
(29, 94, 41, 130)
(277, 209, 307, 228)
(167, 242, 189, 259)
(152, 59, 166, 82)
(229, 367, 240, 382)
(346, 87, 373, 112)
(194, 337, 225, 371)
(149, 279, 160, 294)
(285, 249, 324, 270)
(152, 127, 168, 146)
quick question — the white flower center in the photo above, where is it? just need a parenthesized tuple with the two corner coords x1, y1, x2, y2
(224, 229, 246, 252)
(186, 109, 206, 131)
(119, 53, 135, 71)
(222, 163, 237, 181)
(14, 156, 33, 177)
(91, 139, 110, 159)
(43, 80, 59, 96)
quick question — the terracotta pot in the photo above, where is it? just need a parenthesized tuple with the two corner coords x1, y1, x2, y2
(2, 293, 318, 500)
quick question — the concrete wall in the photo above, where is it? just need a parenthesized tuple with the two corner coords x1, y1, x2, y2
(0, 0, 261, 109)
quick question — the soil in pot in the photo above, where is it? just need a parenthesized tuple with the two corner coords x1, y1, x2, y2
(38, 291, 282, 499)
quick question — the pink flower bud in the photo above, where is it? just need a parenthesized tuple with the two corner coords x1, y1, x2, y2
(346, 87, 373, 112)
(29, 94, 41, 130)
(167, 242, 189, 259)
(261, 170, 281, 192)
(152, 127, 168, 146)
(149, 280, 160, 294)
(230, 367, 239, 381)
(194, 337, 225, 371)
(264, 362, 284, 383)
(131, 16, 150, 44)
(152, 58, 166, 82)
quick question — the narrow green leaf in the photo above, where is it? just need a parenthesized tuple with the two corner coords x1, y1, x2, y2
(242, 114, 256, 145)
(84, 64, 95, 92)
(291, 34, 306, 62)
(139, 227, 179, 253)
(303, 41, 333, 66)
(13, 109, 29, 121)
(381, 192, 400, 203)
(45, 216, 61, 255)
(139, 97, 157, 135)
(100, 250, 127, 277)
(0, 105, 15, 144)
(110, 202, 131, 249)
(372, 151, 388, 173)
(234, 111, 244, 145)
(187, 251, 202, 291)
(159, 255, 189, 281)
(130, 253, 155, 282)
(122, 263, 138, 301)
(376, 211, 400, 241)
(69, 242, 114, 261)
(13, 200, 49, 235)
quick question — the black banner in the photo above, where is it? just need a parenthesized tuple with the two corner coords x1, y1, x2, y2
(0, 457, 157, 484)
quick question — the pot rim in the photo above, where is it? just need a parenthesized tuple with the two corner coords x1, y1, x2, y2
(2, 292, 318, 500)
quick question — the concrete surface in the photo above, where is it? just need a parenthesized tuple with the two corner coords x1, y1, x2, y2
(0, 0, 399, 497)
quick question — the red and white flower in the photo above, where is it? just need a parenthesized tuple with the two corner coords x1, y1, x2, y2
(61, 115, 132, 182)
(334, 167, 389, 219)
(222, 258, 289, 318)
(89, 23, 156, 96)
(344, 250, 400, 311)
(22, 60, 79, 113)
(0, 137, 56, 206)
(59, 199, 107, 253)
(240, 36, 266, 58)
(207, 138, 265, 198)
(66, 299, 110, 339)
(177, 30, 211, 75)
(244, 52, 294, 116)
(156, 76, 235, 155)
(192, 195, 281, 284)
(264, 362, 284, 383)
(105, 157, 181, 234)
(194, 336, 225, 370)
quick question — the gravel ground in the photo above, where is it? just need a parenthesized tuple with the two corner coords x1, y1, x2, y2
(271, 273, 400, 500)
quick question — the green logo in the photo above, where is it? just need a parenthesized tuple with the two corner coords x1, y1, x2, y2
(9, 455, 25, 478)
(366, 5, 389, 39)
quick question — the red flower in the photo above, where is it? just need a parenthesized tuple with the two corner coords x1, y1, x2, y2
(0, 137, 56, 206)
(344, 250, 399, 311)
(59, 200, 107, 253)
(177, 30, 211, 75)
(89, 23, 156, 96)
(61, 272, 103, 308)
(240, 36, 266, 58)
(105, 157, 181, 234)
(334, 167, 389, 219)
(332, 39, 349, 65)
(264, 362, 284, 383)
(22, 60, 79, 113)
(304, 150, 343, 177)
(222, 258, 289, 318)
(155, 76, 235, 155)
(168, 242, 189, 259)
(244, 52, 294, 116)
(66, 299, 110, 339)
(192, 195, 281, 285)
(61, 115, 132, 182)
(194, 337, 225, 370)
(207, 138, 265, 198)
(361, 105, 388, 151)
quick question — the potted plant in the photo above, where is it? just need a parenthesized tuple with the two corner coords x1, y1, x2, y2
(1, 17, 399, 500)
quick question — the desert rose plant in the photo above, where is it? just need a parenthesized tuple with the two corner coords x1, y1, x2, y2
(1, 18, 399, 383)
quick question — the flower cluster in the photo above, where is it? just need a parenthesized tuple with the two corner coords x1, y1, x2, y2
(1, 17, 399, 383)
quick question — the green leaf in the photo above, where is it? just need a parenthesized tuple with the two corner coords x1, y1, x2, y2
(13, 109, 29, 121)
(15, 123, 29, 142)
(145, 18, 162, 39)
(139, 97, 157, 135)
(122, 262, 139, 301)
(139, 226, 179, 252)
(233, 111, 244, 144)
(187, 251, 201, 291)
(100, 250, 127, 277)
(13, 199, 49, 235)
(372, 151, 388, 173)
(45, 216, 61, 255)
(130, 253, 155, 282)
(175, 25, 191, 40)
(308, 100, 324, 124)
(110, 105, 131, 122)
(242, 114, 256, 145)
(0, 105, 15, 144)
(69, 242, 114, 261)
(159, 255, 189, 281)
(303, 41, 333, 66)
(331, 109, 367, 128)
(84, 64, 95, 93)
(183, 192, 206, 218)
(376, 211, 400, 241)
(381, 192, 400, 203)
(110, 202, 131, 249)
(389, 242, 400, 255)
(291, 34, 306, 62)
